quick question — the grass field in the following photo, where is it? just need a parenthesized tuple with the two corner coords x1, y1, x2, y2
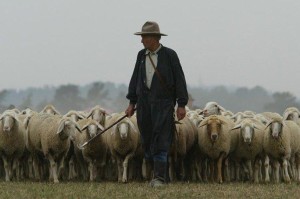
(0, 181, 299, 199)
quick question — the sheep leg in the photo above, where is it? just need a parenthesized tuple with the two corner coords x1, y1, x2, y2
(122, 153, 134, 183)
(247, 160, 253, 180)
(47, 154, 59, 183)
(88, 161, 96, 182)
(168, 156, 175, 182)
(253, 158, 260, 183)
(2, 156, 11, 182)
(116, 158, 123, 183)
(217, 152, 226, 184)
(209, 160, 214, 182)
(235, 161, 240, 182)
(273, 160, 280, 183)
(282, 159, 291, 183)
(224, 158, 230, 182)
(264, 156, 270, 183)
(28, 155, 34, 179)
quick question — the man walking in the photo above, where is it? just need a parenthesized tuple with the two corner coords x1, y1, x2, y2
(125, 21, 188, 187)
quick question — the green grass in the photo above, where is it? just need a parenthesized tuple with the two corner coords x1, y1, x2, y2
(0, 181, 299, 199)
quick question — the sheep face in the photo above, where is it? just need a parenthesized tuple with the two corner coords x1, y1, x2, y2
(0, 114, 17, 133)
(202, 102, 224, 117)
(268, 121, 283, 139)
(206, 119, 222, 142)
(57, 119, 81, 140)
(241, 124, 254, 144)
(81, 121, 104, 139)
(118, 122, 129, 140)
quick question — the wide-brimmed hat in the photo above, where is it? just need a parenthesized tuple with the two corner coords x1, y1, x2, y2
(134, 21, 167, 36)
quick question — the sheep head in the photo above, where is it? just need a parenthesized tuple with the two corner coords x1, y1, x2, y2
(200, 115, 226, 142)
(81, 120, 104, 139)
(112, 117, 138, 140)
(57, 118, 82, 140)
(41, 104, 61, 115)
(265, 118, 284, 139)
(202, 102, 226, 117)
(87, 106, 107, 126)
(64, 111, 85, 122)
(0, 111, 19, 133)
(232, 120, 259, 144)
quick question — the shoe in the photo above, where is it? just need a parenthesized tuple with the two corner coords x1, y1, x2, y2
(149, 178, 165, 188)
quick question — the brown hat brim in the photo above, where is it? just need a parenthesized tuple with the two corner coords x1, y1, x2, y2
(134, 32, 167, 36)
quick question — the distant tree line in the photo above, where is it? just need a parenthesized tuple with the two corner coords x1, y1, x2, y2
(0, 82, 299, 114)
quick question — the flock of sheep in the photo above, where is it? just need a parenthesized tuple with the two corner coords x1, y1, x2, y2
(1, 102, 300, 184)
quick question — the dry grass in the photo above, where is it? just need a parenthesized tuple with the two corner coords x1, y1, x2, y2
(0, 181, 299, 199)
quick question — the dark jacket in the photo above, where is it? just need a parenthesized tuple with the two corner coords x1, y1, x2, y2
(126, 45, 188, 107)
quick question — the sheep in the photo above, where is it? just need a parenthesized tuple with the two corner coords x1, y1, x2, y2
(222, 110, 234, 119)
(230, 118, 266, 183)
(63, 110, 87, 180)
(86, 105, 108, 127)
(263, 114, 300, 183)
(198, 115, 238, 183)
(169, 116, 198, 181)
(106, 113, 141, 183)
(64, 110, 86, 122)
(201, 102, 226, 117)
(186, 111, 204, 127)
(283, 107, 300, 126)
(24, 113, 81, 183)
(0, 110, 26, 181)
(40, 104, 61, 115)
(73, 118, 107, 181)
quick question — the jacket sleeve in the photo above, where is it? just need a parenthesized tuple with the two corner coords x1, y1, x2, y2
(170, 50, 189, 107)
(126, 52, 141, 105)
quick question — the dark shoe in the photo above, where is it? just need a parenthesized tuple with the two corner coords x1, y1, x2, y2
(149, 178, 165, 188)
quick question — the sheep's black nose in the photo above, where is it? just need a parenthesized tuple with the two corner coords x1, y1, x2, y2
(211, 134, 218, 140)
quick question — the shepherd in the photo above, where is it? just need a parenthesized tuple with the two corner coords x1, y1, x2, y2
(125, 21, 189, 187)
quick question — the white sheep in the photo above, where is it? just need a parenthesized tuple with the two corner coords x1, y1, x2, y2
(63, 110, 87, 180)
(73, 118, 107, 181)
(40, 104, 61, 115)
(230, 118, 266, 183)
(24, 113, 81, 183)
(106, 114, 141, 183)
(283, 107, 300, 126)
(0, 110, 26, 181)
(263, 114, 300, 183)
(201, 101, 226, 117)
(198, 115, 238, 183)
(169, 116, 199, 181)
(86, 105, 108, 127)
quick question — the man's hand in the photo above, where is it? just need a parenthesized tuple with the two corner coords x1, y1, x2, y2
(176, 107, 186, 121)
(125, 104, 135, 117)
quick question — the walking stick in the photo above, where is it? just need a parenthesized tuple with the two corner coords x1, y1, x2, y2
(78, 111, 134, 149)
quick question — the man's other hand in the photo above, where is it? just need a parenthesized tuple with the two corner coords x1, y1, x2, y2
(177, 107, 186, 121)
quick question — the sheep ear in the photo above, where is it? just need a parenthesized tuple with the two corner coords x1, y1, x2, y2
(175, 121, 182, 125)
(253, 125, 261, 130)
(77, 114, 85, 119)
(96, 123, 105, 131)
(127, 119, 138, 133)
(198, 110, 204, 115)
(283, 113, 289, 120)
(74, 122, 82, 133)
(265, 121, 272, 130)
(231, 124, 241, 130)
(81, 124, 89, 132)
(57, 119, 66, 134)
(199, 120, 208, 127)
(86, 109, 94, 118)
(111, 124, 118, 135)
(0, 115, 3, 121)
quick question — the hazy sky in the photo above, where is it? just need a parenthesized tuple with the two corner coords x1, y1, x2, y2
(1, 0, 300, 98)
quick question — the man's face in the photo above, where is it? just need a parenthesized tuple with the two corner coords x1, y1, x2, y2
(141, 35, 156, 50)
